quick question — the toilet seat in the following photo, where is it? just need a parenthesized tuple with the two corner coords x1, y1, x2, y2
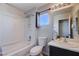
(30, 46, 43, 56)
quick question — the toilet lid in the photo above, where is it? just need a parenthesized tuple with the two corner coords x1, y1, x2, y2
(30, 46, 43, 55)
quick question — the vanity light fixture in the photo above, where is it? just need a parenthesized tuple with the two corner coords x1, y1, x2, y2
(49, 3, 72, 11)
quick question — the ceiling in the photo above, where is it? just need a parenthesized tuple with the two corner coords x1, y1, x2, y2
(9, 3, 47, 13)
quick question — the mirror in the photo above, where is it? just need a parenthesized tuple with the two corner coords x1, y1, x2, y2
(59, 19, 69, 37)
(58, 18, 73, 38)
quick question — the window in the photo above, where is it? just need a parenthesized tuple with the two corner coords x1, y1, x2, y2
(39, 13, 49, 26)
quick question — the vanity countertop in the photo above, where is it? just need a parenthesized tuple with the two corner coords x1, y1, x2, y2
(48, 40, 79, 53)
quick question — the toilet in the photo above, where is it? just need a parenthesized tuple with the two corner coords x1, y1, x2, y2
(30, 37, 47, 56)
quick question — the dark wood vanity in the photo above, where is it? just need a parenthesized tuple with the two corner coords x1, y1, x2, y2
(49, 45, 79, 56)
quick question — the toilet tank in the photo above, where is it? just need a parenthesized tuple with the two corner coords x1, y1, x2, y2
(38, 37, 47, 46)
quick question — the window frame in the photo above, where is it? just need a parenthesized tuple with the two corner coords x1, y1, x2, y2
(36, 11, 49, 28)
(39, 12, 49, 27)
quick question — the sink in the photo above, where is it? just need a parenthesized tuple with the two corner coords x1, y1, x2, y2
(54, 38, 79, 48)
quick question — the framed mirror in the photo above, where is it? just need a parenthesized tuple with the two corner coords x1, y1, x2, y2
(58, 17, 73, 38)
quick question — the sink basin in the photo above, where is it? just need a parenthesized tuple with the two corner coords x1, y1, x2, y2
(54, 38, 79, 48)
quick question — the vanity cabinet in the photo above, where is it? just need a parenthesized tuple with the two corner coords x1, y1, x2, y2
(49, 46, 79, 56)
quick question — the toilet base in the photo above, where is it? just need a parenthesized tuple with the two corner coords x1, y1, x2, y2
(30, 46, 43, 56)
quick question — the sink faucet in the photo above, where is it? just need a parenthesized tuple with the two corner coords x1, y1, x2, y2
(64, 36, 68, 42)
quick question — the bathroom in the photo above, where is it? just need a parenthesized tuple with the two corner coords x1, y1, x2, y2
(0, 3, 79, 56)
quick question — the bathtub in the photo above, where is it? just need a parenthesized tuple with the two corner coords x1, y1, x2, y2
(1, 41, 35, 56)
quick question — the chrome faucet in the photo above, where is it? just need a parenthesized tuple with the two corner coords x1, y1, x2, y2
(64, 36, 68, 42)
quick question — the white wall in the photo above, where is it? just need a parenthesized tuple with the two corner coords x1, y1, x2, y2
(24, 15, 37, 44)
(24, 17, 30, 41)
